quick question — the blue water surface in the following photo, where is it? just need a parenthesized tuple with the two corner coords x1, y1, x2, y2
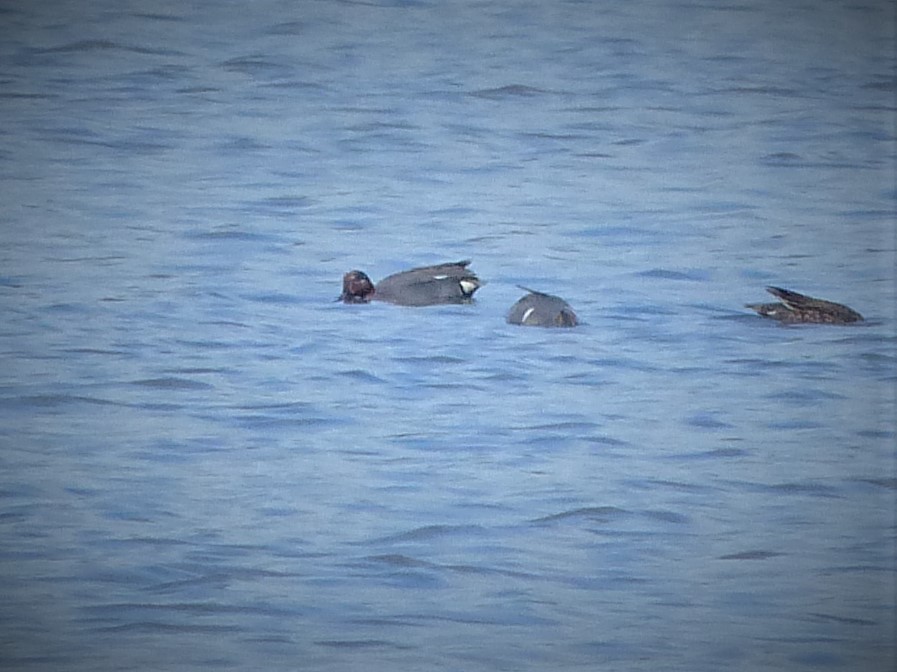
(1, 0, 895, 670)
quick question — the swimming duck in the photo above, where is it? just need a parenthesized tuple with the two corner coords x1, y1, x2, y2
(507, 287, 578, 327)
(339, 260, 481, 306)
(746, 286, 863, 324)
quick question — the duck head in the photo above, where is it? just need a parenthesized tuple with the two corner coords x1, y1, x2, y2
(339, 270, 375, 303)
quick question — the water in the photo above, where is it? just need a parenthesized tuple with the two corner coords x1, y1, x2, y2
(1, 0, 895, 670)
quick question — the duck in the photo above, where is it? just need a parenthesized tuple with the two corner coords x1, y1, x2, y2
(339, 260, 481, 307)
(507, 286, 578, 327)
(745, 286, 863, 324)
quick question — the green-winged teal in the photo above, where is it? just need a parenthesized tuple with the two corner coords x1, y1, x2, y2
(507, 286, 578, 327)
(340, 260, 481, 306)
(746, 286, 863, 324)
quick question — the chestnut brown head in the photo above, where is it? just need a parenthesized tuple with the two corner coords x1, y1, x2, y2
(339, 270, 375, 303)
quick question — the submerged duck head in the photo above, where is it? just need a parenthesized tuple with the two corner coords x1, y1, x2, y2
(339, 270, 376, 303)
(746, 286, 863, 325)
(507, 286, 578, 328)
